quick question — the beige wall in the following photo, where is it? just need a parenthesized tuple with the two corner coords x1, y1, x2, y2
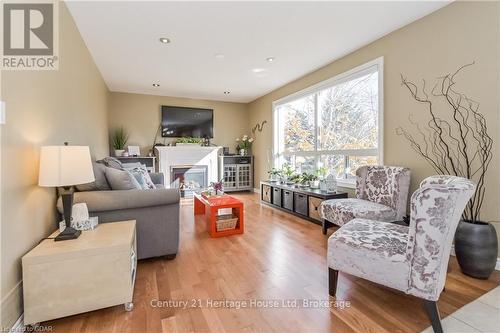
(248, 1, 500, 238)
(108, 92, 249, 155)
(0, 3, 109, 329)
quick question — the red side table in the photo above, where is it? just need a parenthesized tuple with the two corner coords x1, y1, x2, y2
(193, 193, 244, 238)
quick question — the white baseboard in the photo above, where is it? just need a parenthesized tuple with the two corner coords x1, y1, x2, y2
(9, 314, 24, 333)
(450, 245, 500, 271)
(253, 188, 260, 194)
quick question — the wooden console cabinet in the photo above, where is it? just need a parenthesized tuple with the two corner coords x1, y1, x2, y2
(260, 181, 348, 232)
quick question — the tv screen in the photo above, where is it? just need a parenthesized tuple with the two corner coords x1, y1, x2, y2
(161, 105, 214, 138)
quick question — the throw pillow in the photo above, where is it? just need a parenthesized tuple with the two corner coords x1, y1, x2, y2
(130, 166, 156, 189)
(105, 167, 142, 190)
(76, 162, 111, 191)
(97, 156, 123, 170)
(130, 171, 148, 189)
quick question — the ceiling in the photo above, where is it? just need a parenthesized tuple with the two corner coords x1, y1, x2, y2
(66, 1, 449, 103)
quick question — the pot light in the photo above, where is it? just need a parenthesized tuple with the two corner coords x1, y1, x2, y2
(266, 57, 275, 62)
(252, 68, 266, 73)
(152, 83, 160, 87)
(215, 53, 225, 59)
(159, 37, 171, 44)
(224, 91, 230, 95)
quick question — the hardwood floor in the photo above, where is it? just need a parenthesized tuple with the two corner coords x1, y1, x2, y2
(47, 192, 500, 333)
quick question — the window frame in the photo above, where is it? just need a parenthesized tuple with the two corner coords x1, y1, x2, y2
(272, 57, 384, 188)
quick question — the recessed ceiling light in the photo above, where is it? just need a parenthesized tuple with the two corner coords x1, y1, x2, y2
(159, 37, 171, 44)
(252, 68, 266, 73)
(266, 57, 275, 62)
(224, 91, 230, 95)
(215, 53, 225, 59)
(152, 83, 160, 87)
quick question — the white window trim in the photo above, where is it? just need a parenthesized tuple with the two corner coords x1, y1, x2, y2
(272, 57, 384, 189)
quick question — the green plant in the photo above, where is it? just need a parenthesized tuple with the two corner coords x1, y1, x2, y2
(316, 167, 328, 179)
(112, 127, 129, 150)
(268, 168, 282, 177)
(281, 163, 295, 179)
(289, 174, 301, 183)
(299, 172, 317, 184)
(176, 137, 202, 144)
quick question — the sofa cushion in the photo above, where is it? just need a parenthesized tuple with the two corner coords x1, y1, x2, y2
(75, 162, 111, 191)
(105, 167, 142, 190)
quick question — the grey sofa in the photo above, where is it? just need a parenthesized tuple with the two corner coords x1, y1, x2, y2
(57, 173, 180, 260)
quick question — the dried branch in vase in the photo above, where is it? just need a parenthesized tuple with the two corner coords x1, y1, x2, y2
(396, 62, 493, 222)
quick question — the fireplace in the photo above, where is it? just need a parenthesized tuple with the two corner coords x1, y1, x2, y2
(171, 165, 208, 197)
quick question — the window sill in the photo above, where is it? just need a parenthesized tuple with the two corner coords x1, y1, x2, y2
(336, 179, 356, 189)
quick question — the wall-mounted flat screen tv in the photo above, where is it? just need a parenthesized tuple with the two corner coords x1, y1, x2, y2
(161, 105, 214, 138)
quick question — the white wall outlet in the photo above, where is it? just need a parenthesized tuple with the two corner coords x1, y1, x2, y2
(0, 101, 5, 124)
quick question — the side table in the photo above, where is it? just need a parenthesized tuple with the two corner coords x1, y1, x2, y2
(22, 220, 137, 325)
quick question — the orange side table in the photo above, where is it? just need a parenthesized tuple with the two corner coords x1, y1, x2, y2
(193, 193, 244, 238)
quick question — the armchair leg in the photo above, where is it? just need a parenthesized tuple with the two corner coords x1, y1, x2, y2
(423, 300, 443, 333)
(328, 268, 338, 297)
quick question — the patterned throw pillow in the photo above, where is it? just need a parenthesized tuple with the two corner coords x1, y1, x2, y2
(130, 166, 156, 190)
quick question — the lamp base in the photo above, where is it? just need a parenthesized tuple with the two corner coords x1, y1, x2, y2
(55, 226, 81, 241)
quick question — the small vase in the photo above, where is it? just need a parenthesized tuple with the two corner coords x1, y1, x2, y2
(240, 149, 246, 156)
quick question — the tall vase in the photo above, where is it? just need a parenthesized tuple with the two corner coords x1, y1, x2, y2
(455, 220, 498, 279)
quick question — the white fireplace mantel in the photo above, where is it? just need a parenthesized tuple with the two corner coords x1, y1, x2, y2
(155, 146, 222, 187)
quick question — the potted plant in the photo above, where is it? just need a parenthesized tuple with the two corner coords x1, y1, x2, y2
(236, 135, 254, 156)
(210, 179, 224, 196)
(112, 127, 129, 157)
(267, 168, 282, 182)
(397, 63, 497, 279)
(289, 174, 301, 186)
(309, 173, 320, 189)
(281, 163, 295, 184)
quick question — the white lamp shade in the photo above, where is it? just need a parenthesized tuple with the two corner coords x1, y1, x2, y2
(38, 146, 95, 187)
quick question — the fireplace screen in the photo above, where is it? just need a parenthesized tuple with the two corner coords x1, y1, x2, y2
(171, 165, 208, 197)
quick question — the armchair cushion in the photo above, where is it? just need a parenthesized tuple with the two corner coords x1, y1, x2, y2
(320, 198, 397, 227)
(328, 218, 410, 291)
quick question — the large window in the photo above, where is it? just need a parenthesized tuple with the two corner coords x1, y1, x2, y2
(273, 58, 383, 187)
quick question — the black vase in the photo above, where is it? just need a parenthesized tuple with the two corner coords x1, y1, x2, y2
(455, 220, 498, 279)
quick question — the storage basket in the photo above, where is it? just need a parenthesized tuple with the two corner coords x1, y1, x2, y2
(216, 214, 238, 231)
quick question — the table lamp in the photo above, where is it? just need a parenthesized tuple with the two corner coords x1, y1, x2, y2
(38, 144, 95, 241)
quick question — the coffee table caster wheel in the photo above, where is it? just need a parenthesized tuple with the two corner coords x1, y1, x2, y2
(124, 302, 134, 311)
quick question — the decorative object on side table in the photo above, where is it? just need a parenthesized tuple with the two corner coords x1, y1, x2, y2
(324, 174, 337, 193)
(210, 179, 224, 196)
(235, 134, 254, 156)
(128, 145, 140, 156)
(38, 144, 95, 241)
(112, 126, 129, 157)
(70, 203, 98, 231)
(397, 63, 497, 279)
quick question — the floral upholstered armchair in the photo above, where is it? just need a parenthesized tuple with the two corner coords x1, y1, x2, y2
(319, 165, 411, 234)
(327, 175, 476, 333)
